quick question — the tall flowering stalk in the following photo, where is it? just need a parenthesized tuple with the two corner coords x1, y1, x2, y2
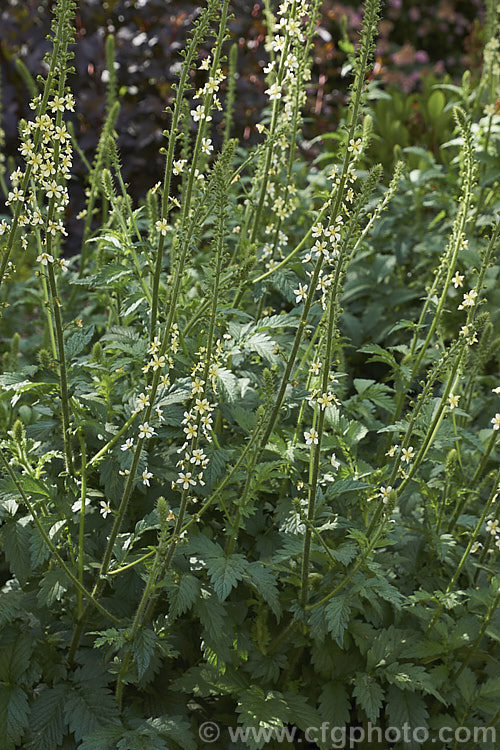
(2, 0, 77, 474)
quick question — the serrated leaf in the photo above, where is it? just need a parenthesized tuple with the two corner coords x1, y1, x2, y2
(78, 724, 124, 750)
(26, 685, 68, 750)
(282, 692, 322, 729)
(244, 562, 281, 618)
(0, 373, 54, 397)
(479, 676, 500, 700)
(386, 686, 429, 748)
(194, 592, 232, 652)
(70, 262, 130, 288)
(324, 596, 351, 647)
(352, 674, 384, 722)
(169, 663, 224, 698)
(207, 553, 246, 601)
(36, 568, 69, 608)
(236, 685, 289, 728)
(157, 388, 192, 410)
(0, 518, 32, 585)
(230, 404, 257, 433)
(359, 344, 397, 369)
(244, 332, 278, 364)
(92, 628, 128, 651)
(331, 542, 357, 566)
(255, 312, 300, 330)
(30, 517, 64, 569)
(15, 476, 51, 497)
(353, 380, 395, 412)
(64, 682, 119, 742)
(367, 576, 405, 608)
(269, 268, 299, 304)
(133, 627, 157, 679)
(0, 367, 38, 388)
(120, 293, 146, 318)
(203, 447, 230, 489)
(186, 533, 221, 559)
(384, 663, 443, 700)
(272, 536, 304, 562)
(0, 631, 34, 682)
(147, 715, 197, 750)
(456, 667, 476, 705)
(319, 682, 351, 726)
(169, 573, 201, 618)
(65, 325, 95, 360)
(309, 603, 329, 642)
(0, 591, 24, 628)
(216, 367, 239, 401)
(101, 325, 141, 345)
(0, 685, 29, 748)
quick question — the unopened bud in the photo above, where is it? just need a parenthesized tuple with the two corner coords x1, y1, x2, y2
(157, 496, 169, 529)
(92, 342, 103, 363)
(445, 448, 457, 476)
(263, 368, 274, 399)
(13, 419, 25, 445)
(37, 348, 52, 369)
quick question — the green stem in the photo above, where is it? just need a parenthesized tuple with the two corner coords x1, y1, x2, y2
(239, 6, 294, 249)
(0, 8, 70, 286)
(448, 429, 498, 534)
(252, 201, 330, 285)
(69, 140, 225, 654)
(301, 294, 337, 607)
(267, 620, 300, 655)
(306, 524, 385, 611)
(427, 468, 500, 634)
(107, 549, 155, 576)
(140, 491, 190, 626)
(77, 430, 87, 619)
(40, 265, 58, 359)
(106, 423, 263, 578)
(79, 102, 120, 274)
(150, 0, 227, 338)
(115, 556, 159, 708)
(46, 262, 74, 475)
(450, 586, 500, 683)
(88, 412, 137, 467)
(226, 446, 260, 556)
(390, 119, 474, 427)
(0, 449, 119, 625)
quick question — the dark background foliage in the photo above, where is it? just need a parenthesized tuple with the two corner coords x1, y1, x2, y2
(0, 0, 485, 251)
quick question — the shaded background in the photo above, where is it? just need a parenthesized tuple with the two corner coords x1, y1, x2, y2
(0, 0, 486, 251)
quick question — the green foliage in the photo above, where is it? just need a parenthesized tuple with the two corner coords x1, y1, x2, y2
(0, 0, 499, 747)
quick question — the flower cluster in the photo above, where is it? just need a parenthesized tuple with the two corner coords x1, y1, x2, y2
(172, 384, 215, 496)
(457, 288, 478, 310)
(142, 324, 179, 379)
(255, 1, 315, 272)
(459, 323, 478, 346)
(4, 92, 75, 276)
(117, 326, 185, 487)
(190, 337, 227, 393)
(169, 337, 231, 496)
(193, 65, 226, 113)
(484, 511, 500, 551)
(483, 33, 500, 79)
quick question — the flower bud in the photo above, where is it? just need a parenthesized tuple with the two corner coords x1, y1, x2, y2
(92, 342, 103, 364)
(445, 448, 457, 476)
(12, 419, 25, 445)
(157, 496, 169, 530)
(37, 348, 53, 370)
